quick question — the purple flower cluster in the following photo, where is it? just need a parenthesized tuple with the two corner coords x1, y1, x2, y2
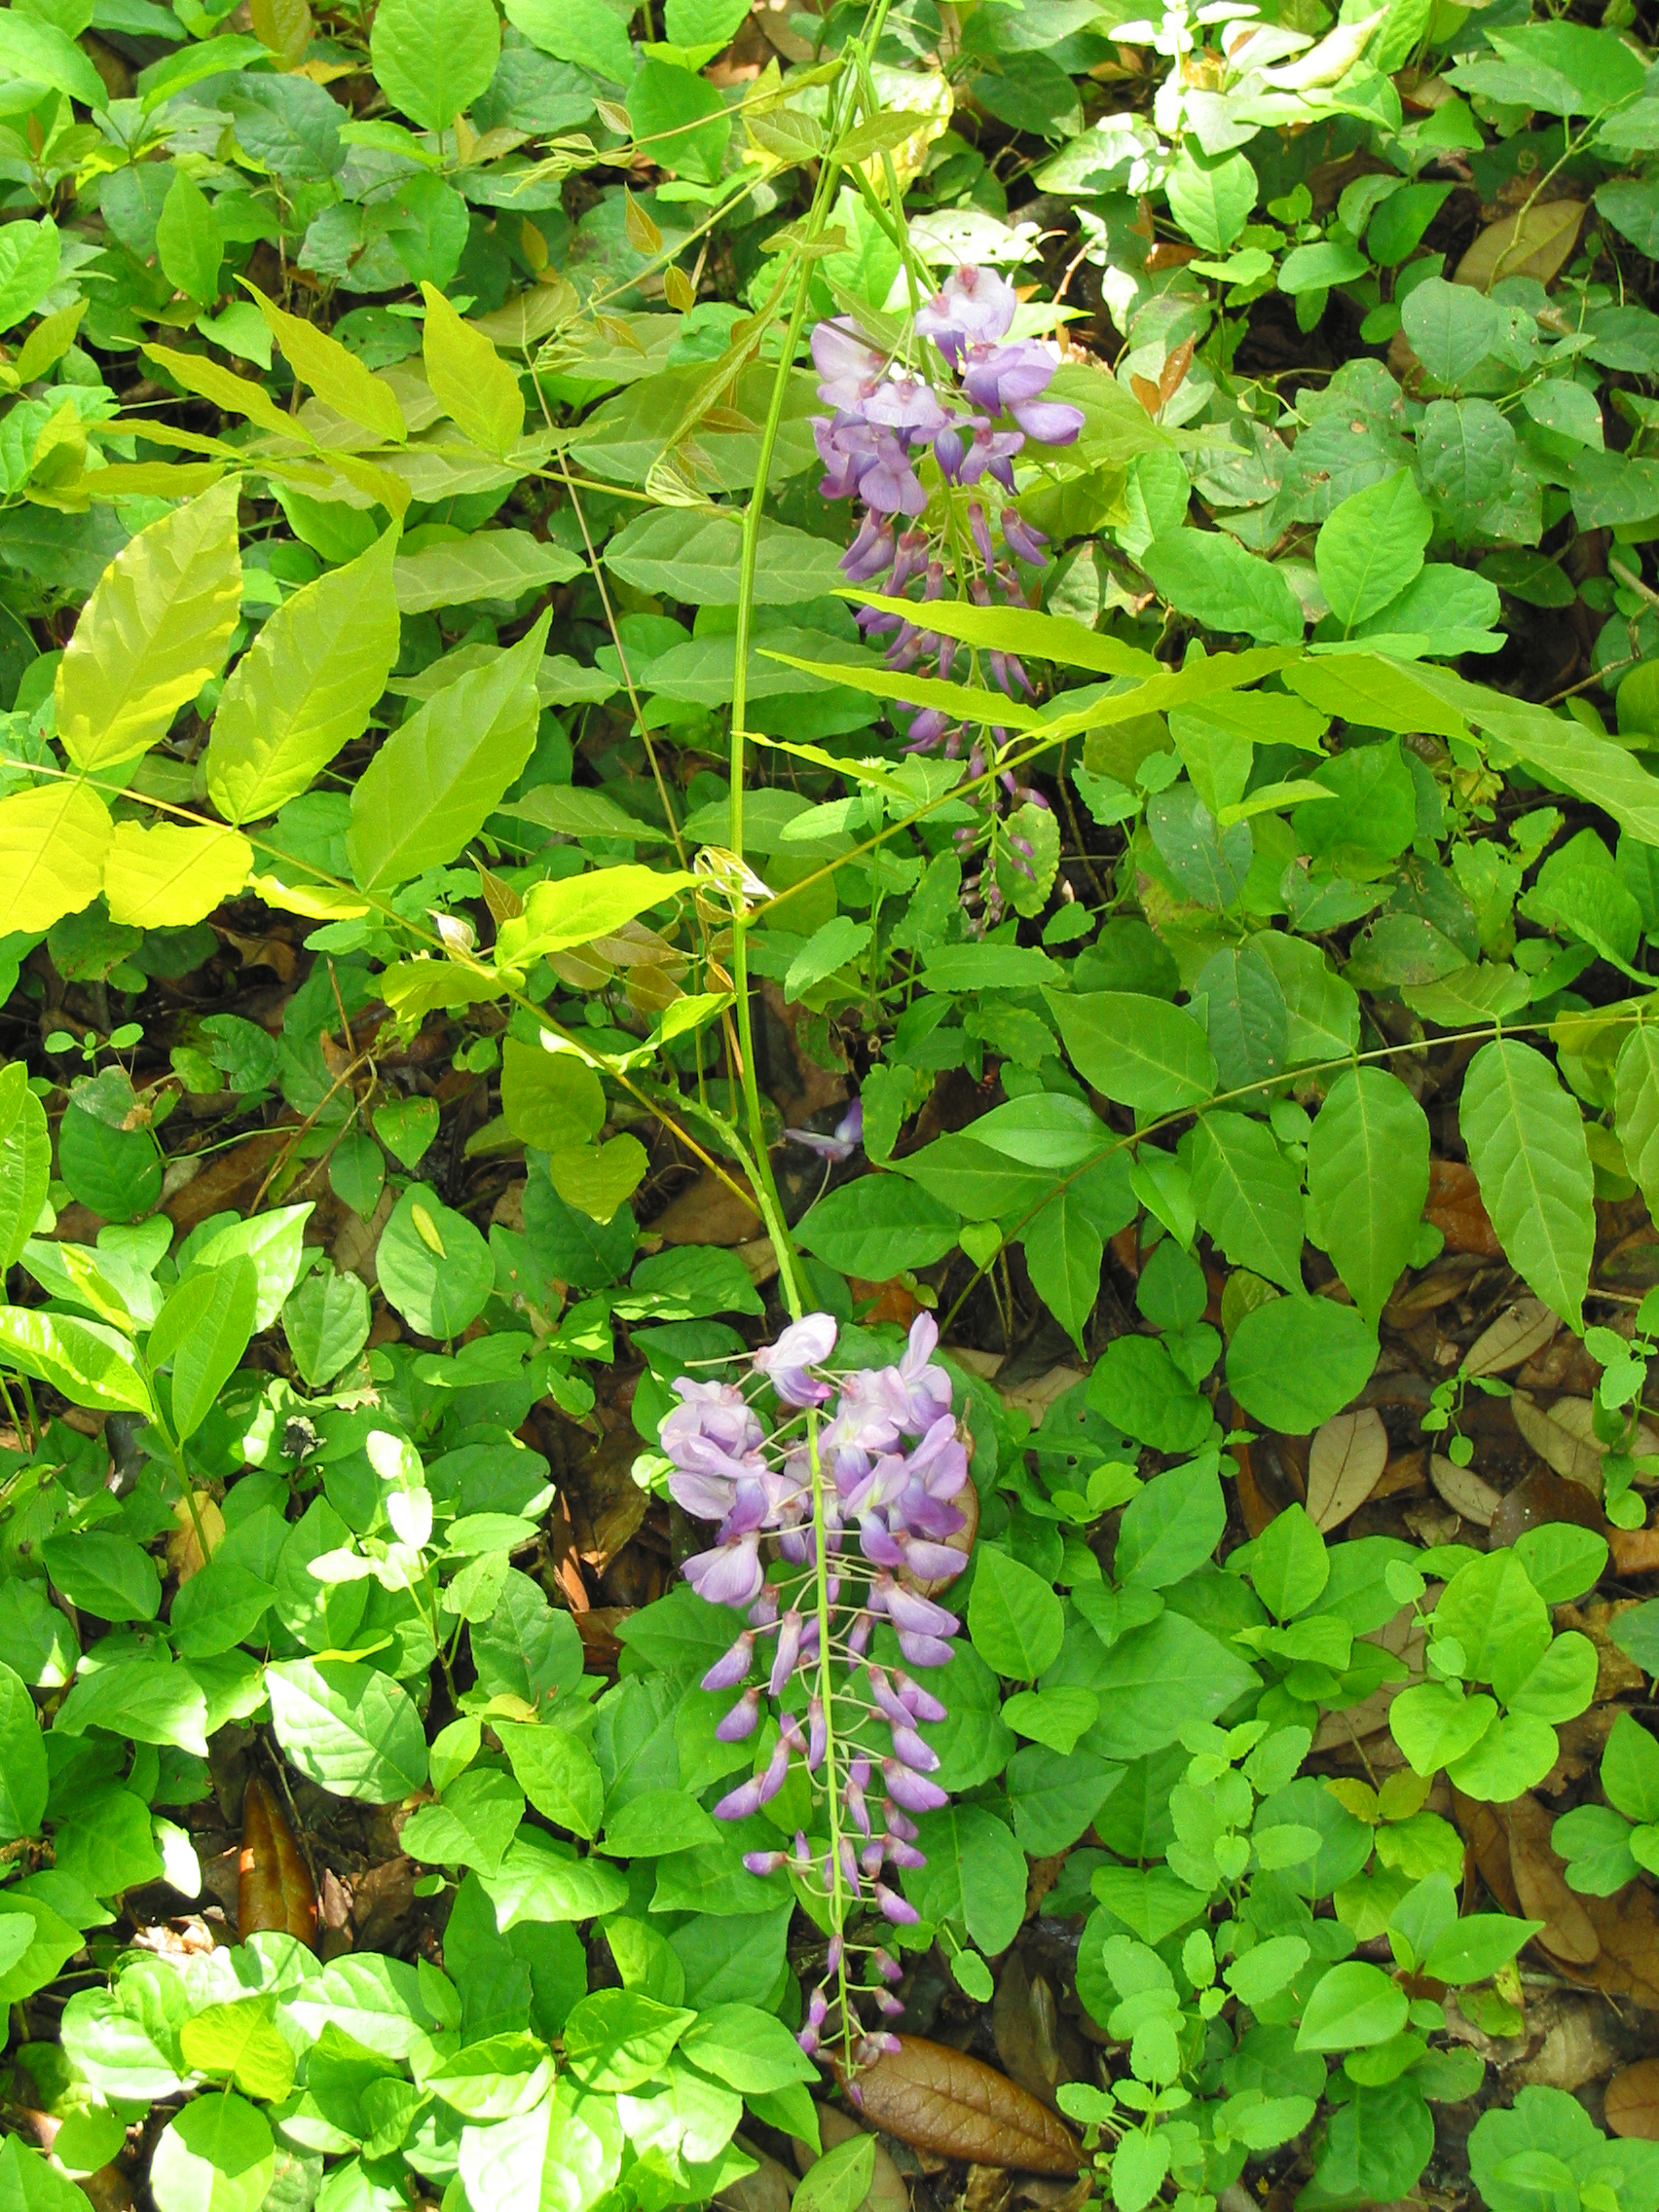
(661, 1310, 971, 2064)
(809, 268, 1077, 930)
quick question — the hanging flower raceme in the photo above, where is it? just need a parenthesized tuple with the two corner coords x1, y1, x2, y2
(660, 1310, 970, 2066)
(806, 268, 1085, 933)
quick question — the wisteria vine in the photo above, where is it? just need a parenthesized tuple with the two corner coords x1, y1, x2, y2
(661, 1311, 970, 2070)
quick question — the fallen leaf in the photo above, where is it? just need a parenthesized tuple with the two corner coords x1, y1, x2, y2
(1425, 1161, 1502, 1256)
(1464, 1298, 1561, 1379)
(837, 2039, 1080, 2174)
(993, 1952, 1064, 2112)
(1512, 1394, 1659, 1493)
(1490, 1468, 1606, 1549)
(1307, 1408, 1388, 1530)
(1606, 2060, 1659, 2142)
(1456, 199, 1584, 290)
(1610, 1523, 1659, 1576)
(1509, 1992, 1618, 2092)
(1428, 1453, 1502, 1529)
(1505, 1792, 1599, 1966)
(239, 1776, 318, 1946)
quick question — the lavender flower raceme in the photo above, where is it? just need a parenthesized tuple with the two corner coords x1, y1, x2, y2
(808, 268, 1087, 937)
(662, 1311, 970, 2061)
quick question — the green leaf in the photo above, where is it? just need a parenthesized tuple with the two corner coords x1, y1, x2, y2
(607, 511, 846, 606)
(0, 17, 106, 105)
(255, 291, 408, 445)
(401, 1770, 528, 1874)
(420, 284, 525, 457)
(847, 590, 1159, 679)
(1192, 1112, 1304, 1289)
(376, 1183, 494, 1338)
(0, 1660, 47, 1841)
(55, 480, 242, 771)
(500, 1038, 605, 1151)
(150, 2094, 274, 2212)
(40, 1530, 161, 1622)
(1296, 1961, 1409, 2051)
(794, 2136, 875, 2212)
(627, 56, 729, 184)
(55, 1658, 209, 1757)
(495, 1720, 604, 1839)
(1227, 1295, 1380, 1432)
(1165, 145, 1257, 253)
(347, 611, 549, 888)
(502, 0, 633, 80)
(266, 1659, 429, 1801)
(1315, 468, 1431, 632)
(1308, 1069, 1429, 1323)
(495, 865, 696, 966)
(155, 169, 222, 307)
(1603, 1712, 1659, 1823)
(207, 525, 400, 826)
(1115, 1460, 1226, 1587)
(1423, 1913, 1542, 1986)
(785, 915, 871, 1001)
(904, 1802, 1028, 1955)
(392, 531, 580, 613)
(1023, 1184, 1105, 1350)
(371, 0, 499, 129)
(0, 218, 61, 336)
(795, 1175, 960, 1277)
(1615, 1023, 1659, 1219)
(1142, 533, 1304, 645)
(102, 822, 252, 930)
(0, 1072, 50, 1272)
(1048, 990, 1217, 1113)
(0, 781, 112, 936)
(0, 2142, 95, 2212)
(155, 1257, 258, 1442)
(178, 1999, 296, 2100)
(0, 1307, 152, 1416)
(968, 1546, 1065, 1679)
(1459, 1040, 1594, 1329)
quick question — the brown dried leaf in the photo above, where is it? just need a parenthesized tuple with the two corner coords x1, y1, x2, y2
(239, 1777, 318, 1946)
(1610, 1524, 1659, 1576)
(1428, 1453, 1502, 1530)
(167, 1493, 226, 1582)
(1606, 2060, 1659, 2142)
(840, 2039, 1081, 2174)
(1425, 1160, 1502, 1256)
(1452, 1788, 1522, 1916)
(1456, 200, 1584, 291)
(1464, 1298, 1560, 1379)
(1307, 1408, 1388, 1531)
(1513, 1393, 1659, 1493)
(1490, 1468, 1606, 1550)
(1505, 1792, 1599, 1966)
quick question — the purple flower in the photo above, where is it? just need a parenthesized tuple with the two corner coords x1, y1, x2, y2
(812, 318, 886, 407)
(1010, 396, 1085, 446)
(717, 1687, 760, 1741)
(785, 1097, 864, 1161)
(865, 376, 950, 441)
(814, 413, 879, 501)
(858, 430, 927, 517)
(1003, 511, 1050, 567)
(702, 1632, 754, 1691)
(682, 1533, 763, 1607)
(754, 1312, 837, 1407)
(937, 419, 1025, 489)
(840, 512, 896, 582)
(916, 265, 1018, 364)
(962, 339, 1056, 415)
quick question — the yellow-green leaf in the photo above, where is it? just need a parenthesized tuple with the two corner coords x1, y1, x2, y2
(143, 343, 297, 442)
(549, 1135, 646, 1223)
(495, 865, 696, 968)
(253, 290, 407, 446)
(421, 281, 524, 459)
(206, 524, 401, 824)
(103, 821, 253, 928)
(0, 779, 113, 931)
(345, 611, 550, 890)
(55, 478, 242, 771)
